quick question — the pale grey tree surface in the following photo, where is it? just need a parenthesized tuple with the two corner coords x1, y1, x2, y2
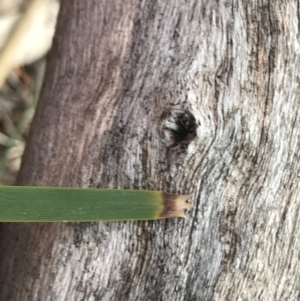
(0, 0, 300, 300)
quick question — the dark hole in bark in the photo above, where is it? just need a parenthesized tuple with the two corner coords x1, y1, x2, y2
(163, 109, 197, 146)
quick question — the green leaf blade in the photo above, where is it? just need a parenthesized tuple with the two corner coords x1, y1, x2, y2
(0, 186, 164, 222)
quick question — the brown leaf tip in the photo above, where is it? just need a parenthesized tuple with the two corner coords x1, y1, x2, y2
(160, 192, 193, 219)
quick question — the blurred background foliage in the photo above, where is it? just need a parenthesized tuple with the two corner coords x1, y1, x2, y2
(0, 0, 59, 184)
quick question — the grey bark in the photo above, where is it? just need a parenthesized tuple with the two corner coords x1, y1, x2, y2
(1, 0, 300, 300)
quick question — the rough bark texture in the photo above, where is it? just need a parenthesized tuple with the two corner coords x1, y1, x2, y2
(1, 0, 300, 300)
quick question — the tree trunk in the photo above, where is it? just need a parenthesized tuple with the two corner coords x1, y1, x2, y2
(1, 0, 300, 300)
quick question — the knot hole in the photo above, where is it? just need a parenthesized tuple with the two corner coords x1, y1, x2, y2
(162, 109, 197, 147)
